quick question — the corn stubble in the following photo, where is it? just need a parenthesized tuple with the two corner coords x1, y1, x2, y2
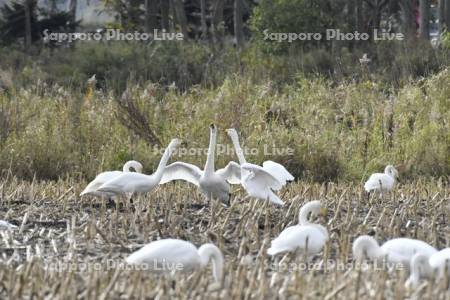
(0, 178, 449, 299)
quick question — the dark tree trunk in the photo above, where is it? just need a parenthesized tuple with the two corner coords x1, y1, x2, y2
(172, 0, 188, 38)
(445, 0, 450, 29)
(145, 0, 158, 31)
(438, 0, 445, 33)
(200, 0, 208, 39)
(68, 0, 77, 23)
(400, 0, 416, 38)
(24, 0, 32, 50)
(356, 0, 364, 33)
(234, 0, 244, 48)
(212, 0, 224, 43)
(419, 0, 430, 39)
(160, 0, 170, 30)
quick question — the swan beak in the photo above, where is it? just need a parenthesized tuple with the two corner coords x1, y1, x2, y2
(210, 123, 216, 129)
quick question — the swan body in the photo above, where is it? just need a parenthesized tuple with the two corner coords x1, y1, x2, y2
(429, 248, 450, 278)
(352, 236, 437, 269)
(80, 160, 143, 197)
(160, 125, 240, 204)
(268, 201, 328, 256)
(126, 239, 224, 282)
(406, 249, 450, 288)
(97, 139, 180, 195)
(364, 165, 398, 192)
(226, 128, 294, 205)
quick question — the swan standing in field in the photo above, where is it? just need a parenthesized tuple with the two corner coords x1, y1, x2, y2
(160, 124, 241, 205)
(352, 235, 437, 270)
(126, 239, 224, 282)
(406, 248, 450, 288)
(226, 128, 294, 205)
(80, 160, 143, 198)
(97, 139, 181, 196)
(267, 200, 328, 256)
(364, 165, 399, 193)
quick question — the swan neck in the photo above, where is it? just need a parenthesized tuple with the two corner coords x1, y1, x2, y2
(122, 161, 141, 172)
(153, 143, 176, 181)
(198, 244, 224, 282)
(298, 202, 319, 225)
(298, 208, 312, 226)
(204, 129, 217, 175)
(229, 133, 247, 165)
(409, 254, 429, 285)
(354, 236, 383, 260)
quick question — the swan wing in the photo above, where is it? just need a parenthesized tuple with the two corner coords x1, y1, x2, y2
(216, 161, 241, 184)
(97, 172, 156, 194)
(381, 238, 438, 265)
(262, 161, 294, 186)
(268, 225, 327, 256)
(126, 239, 201, 271)
(241, 163, 283, 191)
(80, 171, 123, 196)
(364, 173, 395, 192)
(160, 162, 202, 186)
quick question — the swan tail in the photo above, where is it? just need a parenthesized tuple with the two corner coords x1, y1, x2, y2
(268, 191, 285, 206)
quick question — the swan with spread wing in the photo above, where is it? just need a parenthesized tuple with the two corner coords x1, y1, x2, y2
(225, 128, 294, 205)
(160, 124, 240, 204)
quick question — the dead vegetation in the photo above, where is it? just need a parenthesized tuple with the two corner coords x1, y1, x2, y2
(0, 178, 449, 299)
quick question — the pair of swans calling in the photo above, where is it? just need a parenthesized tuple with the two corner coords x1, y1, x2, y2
(160, 125, 294, 205)
(126, 239, 224, 283)
(80, 139, 181, 198)
(406, 248, 450, 288)
(267, 200, 328, 257)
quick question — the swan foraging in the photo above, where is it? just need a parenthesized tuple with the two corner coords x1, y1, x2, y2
(267, 200, 328, 256)
(429, 248, 450, 278)
(97, 139, 181, 196)
(226, 128, 294, 205)
(126, 239, 224, 282)
(80, 160, 143, 197)
(364, 165, 399, 192)
(352, 236, 437, 269)
(160, 124, 241, 205)
(406, 248, 450, 288)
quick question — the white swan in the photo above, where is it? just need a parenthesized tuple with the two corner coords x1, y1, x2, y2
(97, 139, 181, 196)
(160, 124, 241, 204)
(429, 248, 450, 278)
(0, 220, 17, 230)
(406, 248, 450, 288)
(80, 160, 143, 197)
(364, 165, 399, 192)
(352, 235, 437, 269)
(267, 200, 328, 256)
(226, 128, 294, 205)
(126, 238, 224, 282)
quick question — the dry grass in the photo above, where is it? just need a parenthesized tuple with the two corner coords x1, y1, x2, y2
(0, 177, 449, 299)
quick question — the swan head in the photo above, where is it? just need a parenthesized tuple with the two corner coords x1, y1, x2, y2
(384, 165, 398, 179)
(405, 253, 430, 290)
(298, 200, 323, 224)
(123, 160, 143, 173)
(210, 123, 217, 131)
(352, 235, 383, 261)
(226, 128, 238, 139)
(300, 200, 322, 214)
(168, 138, 182, 149)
